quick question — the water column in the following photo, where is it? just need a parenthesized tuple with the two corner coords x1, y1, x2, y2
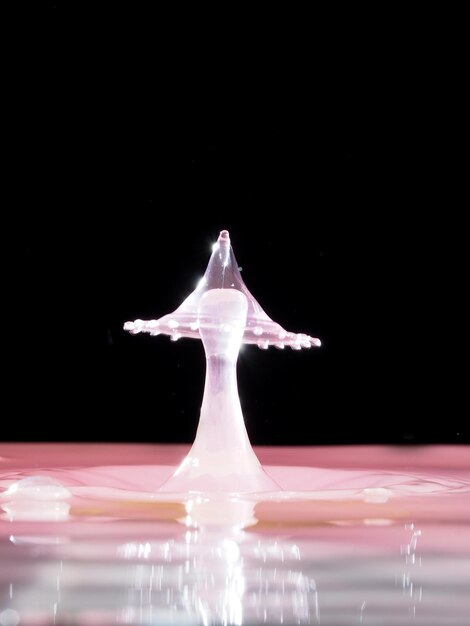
(161, 287, 279, 492)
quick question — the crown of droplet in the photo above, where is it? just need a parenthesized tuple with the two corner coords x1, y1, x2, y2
(124, 230, 320, 350)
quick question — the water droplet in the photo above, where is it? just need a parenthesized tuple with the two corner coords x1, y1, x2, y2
(171, 333, 182, 342)
(257, 340, 269, 350)
(4, 476, 71, 501)
(168, 320, 179, 329)
(148, 320, 161, 336)
(189, 321, 199, 331)
(253, 326, 263, 336)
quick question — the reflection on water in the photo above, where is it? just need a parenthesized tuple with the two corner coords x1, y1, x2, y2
(1, 444, 470, 624)
(1, 511, 470, 624)
(115, 535, 318, 624)
(1, 498, 320, 625)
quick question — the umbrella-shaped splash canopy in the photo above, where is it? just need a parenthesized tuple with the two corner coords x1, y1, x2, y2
(124, 230, 320, 494)
(124, 230, 321, 350)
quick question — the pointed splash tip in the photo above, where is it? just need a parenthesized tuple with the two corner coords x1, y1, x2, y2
(218, 230, 230, 243)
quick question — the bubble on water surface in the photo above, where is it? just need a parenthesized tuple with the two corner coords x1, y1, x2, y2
(3, 476, 72, 501)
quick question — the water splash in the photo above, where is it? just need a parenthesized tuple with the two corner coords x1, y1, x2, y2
(124, 230, 321, 350)
(124, 230, 320, 494)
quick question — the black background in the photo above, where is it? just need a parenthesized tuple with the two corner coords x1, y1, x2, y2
(4, 5, 467, 444)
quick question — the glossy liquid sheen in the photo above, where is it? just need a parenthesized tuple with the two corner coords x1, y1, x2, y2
(2, 233, 467, 623)
(124, 230, 320, 494)
(1, 443, 469, 625)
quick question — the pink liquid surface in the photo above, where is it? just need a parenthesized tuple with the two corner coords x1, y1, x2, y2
(1, 444, 469, 625)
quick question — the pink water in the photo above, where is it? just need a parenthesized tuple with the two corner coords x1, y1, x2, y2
(1, 444, 469, 625)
